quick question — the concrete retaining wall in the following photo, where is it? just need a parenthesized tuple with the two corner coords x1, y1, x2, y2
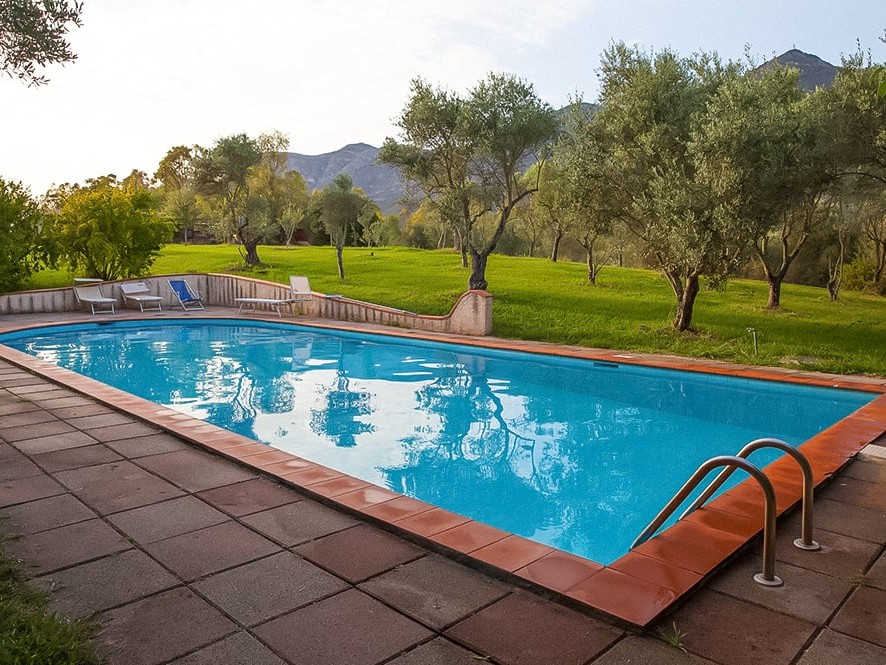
(0, 273, 493, 336)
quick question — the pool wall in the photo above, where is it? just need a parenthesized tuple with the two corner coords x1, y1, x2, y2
(0, 274, 494, 336)
(0, 312, 884, 627)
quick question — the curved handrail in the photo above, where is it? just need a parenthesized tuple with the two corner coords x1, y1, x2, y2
(631, 455, 782, 586)
(679, 438, 820, 551)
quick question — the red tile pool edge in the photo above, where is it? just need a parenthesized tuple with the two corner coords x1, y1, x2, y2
(0, 317, 884, 628)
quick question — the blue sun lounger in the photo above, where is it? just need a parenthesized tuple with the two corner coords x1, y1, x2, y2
(168, 279, 205, 311)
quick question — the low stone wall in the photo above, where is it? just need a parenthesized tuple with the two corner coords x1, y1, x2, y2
(0, 273, 494, 336)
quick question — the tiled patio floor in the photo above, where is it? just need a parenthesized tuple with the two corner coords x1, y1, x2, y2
(1, 313, 885, 663)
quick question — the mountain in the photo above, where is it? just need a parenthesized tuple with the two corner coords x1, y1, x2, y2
(285, 143, 404, 216)
(760, 49, 838, 91)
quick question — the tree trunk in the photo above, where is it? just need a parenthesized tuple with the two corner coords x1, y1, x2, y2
(664, 269, 700, 332)
(459, 242, 469, 269)
(468, 249, 489, 290)
(550, 229, 563, 262)
(766, 277, 783, 309)
(586, 246, 596, 285)
(336, 244, 345, 280)
(243, 238, 261, 265)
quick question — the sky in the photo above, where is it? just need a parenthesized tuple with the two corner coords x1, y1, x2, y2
(2, 0, 884, 195)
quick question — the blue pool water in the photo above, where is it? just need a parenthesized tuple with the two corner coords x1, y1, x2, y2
(0, 320, 873, 564)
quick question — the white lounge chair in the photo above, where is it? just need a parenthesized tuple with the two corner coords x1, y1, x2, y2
(120, 281, 163, 312)
(235, 275, 313, 317)
(168, 279, 205, 311)
(73, 285, 117, 315)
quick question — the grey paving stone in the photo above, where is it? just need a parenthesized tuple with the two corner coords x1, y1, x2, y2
(710, 554, 849, 624)
(48, 403, 116, 419)
(144, 520, 281, 581)
(0, 493, 95, 535)
(168, 633, 286, 665)
(797, 628, 886, 665)
(830, 586, 886, 648)
(241, 500, 358, 547)
(97, 587, 236, 665)
(359, 554, 509, 630)
(868, 551, 886, 590)
(136, 448, 258, 491)
(0, 409, 58, 430)
(108, 495, 229, 544)
(54, 460, 184, 514)
(37, 549, 180, 618)
(775, 527, 881, 580)
(0, 444, 43, 480)
(254, 588, 432, 665)
(31, 444, 123, 472)
(67, 412, 138, 430)
(780, 497, 886, 544)
(5, 518, 131, 575)
(12, 430, 100, 454)
(87, 421, 162, 442)
(446, 592, 622, 665)
(192, 551, 348, 626)
(196, 477, 301, 516)
(0, 400, 42, 416)
(103, 432, 192, 457)
(387, 637, 488, 665)
(0, 419, 76, 442)
(0, 473, 67, 507)
(593, 634, 717, 665)
(294, 523, 425, 583)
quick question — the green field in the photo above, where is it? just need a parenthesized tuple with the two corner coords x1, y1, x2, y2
(26, 244, 886, 376)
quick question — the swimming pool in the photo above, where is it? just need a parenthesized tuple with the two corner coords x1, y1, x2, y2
(0, 319, 875, 565)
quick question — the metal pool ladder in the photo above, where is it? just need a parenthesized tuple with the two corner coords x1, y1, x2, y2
(631, 438, 820, 587)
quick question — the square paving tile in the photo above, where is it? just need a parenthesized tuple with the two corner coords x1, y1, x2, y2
(144, 520, 281, 580)
(0, 493, 95, 535)
(819, 476, 886, 511)
(46, 403, 116, 419)
(108, 495, 229, 544)
(54, 460, 184, 514)
(104, 432, 192, 457)
(0, 400, 41, 417)
(796, 628, 886, 664)
(0, 446, 43, 480)
(829, 585, 886, 647)
(0, 473, 67, 507)
(87, 421, 162, 442)
(192, 551, 348, 626)
(386, 637, 487, 665)
(12, 430, 99, 454)
(37, 549, 179, 618)
(168, 632, 286, 665)
(709, 553, 849, 624)
(136, 448, 258, 491)
(253, 588, 432, 665)
(294, 523, 425, 583)
(241, 500, 358, 546)
(0, 409, 58, 430)
(196, 478, 300, 516)
(5, 518, 131, 576)
(0, 419, 76, 442)
(669, 589, 817, 665)
(31, 444, 123, 472)
(780, 497, 886, 544)
(97, 587, 236, 665)
(775, 527, 881, 579)
(593, 634, 718, 664)
(68, 412, 138, 430)
(446, 591, 622, 665)
(358, 554, 509, 630)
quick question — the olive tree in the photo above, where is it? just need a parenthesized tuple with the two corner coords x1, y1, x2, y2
(0, 0, 82, 85)
(381, 73, 558, 291)
(587, 44, 745, 331)
(315, 173, 369, 280)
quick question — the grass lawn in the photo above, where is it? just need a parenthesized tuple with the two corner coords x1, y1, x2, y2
(25, 244, 886, 376)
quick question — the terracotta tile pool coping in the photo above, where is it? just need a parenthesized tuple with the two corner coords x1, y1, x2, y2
(1, 311, 884, 627)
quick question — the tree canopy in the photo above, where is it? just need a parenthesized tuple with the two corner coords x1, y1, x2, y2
(0, 0, 82, 85)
